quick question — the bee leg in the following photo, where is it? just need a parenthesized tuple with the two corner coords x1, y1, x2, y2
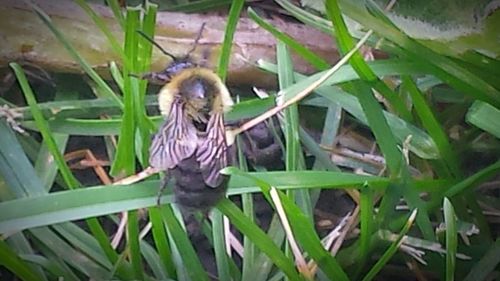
(156, 174, 171, 206)
(132, 71, 171, 85)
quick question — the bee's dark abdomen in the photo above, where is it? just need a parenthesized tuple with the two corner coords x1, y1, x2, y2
(241, 120, 284, 170)
(169, 155, 228, 210)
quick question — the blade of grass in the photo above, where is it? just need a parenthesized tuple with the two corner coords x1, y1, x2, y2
(217, 198, 302, 281)
(160, 205, 210, 281)
(75, 0, 127, 64)
(0, 239, 40, 281)
(277, 41, 311, 218)
(402, 75, 461, 177)
(20, 254, 78, 281)
(225, 168, 350, 281)
(248, 7, 330, 70)
(443, 198, 457, 281)
(235, 134, 258, 281)
(340, 0, 500, 108)
(0, 171, 390, 233)
(11, 63, 133, 278)
(313, 103, 342, 170)
(212, 209, 231, 281)
(4, 234, 48, 281)
(258, 60, 440, 160)
(252, 215, 286, 281)
(324, 0, 434, 240)
(463, 239, 500, 281)
(30, 227, 112, 279)
(362, 209, 418, 281)
(10, 63, 80, 189)
(444, 160, 500, 199)
(135, 2, 158, 166)
(167, 0, 232, 13)
(324, 0, 402, 175)
(105, 0, 125, 29)
(357, 184, 374, 275)
(325, 2, 412, 121)
(110, 7, 140, 176)
(127, 210, 143, 280)
(34, 88, 75, 191)
(216, 0, 244, 81)
(149, 207, 176, 279)
(28, 2, 123, 108)
(140, 240, 168, 280)
(52, 223, 113, 270)
(466, 100, 500, 138)
(0, 121, 45, 198)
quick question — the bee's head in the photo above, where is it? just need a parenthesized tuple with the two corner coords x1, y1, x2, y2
(136, 24, 206, 84)
(164, 59, 197, 77)
(178, 74, 216, 115)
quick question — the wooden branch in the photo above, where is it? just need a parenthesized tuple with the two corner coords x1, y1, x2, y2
(0, 0, 339, 88)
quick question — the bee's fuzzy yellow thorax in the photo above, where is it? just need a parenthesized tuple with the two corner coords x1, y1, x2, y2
(158, 67, 233, 117)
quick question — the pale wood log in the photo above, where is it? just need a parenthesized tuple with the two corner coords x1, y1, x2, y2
(0, 0, 339, 88)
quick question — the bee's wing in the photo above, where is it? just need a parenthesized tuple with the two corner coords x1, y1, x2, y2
(196, 113, 228, 188)
(149, 100, 198, 170)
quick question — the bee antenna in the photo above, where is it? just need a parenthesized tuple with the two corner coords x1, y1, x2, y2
(136, 30, 177, 60)
(186, 22, 206, 57)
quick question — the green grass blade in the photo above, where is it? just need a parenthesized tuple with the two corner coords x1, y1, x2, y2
(110, 7, 140, 176)
(167, 0, 232, 12)
(10, 63, 80, 189)
(325, 2, 413, 121)
(338, 0, 500, 108)
(466, 101, 500, 138)
(235, 135, 258, 281)
(4, 234, 48, 280)
(362, 209, 417, 281)
(313, 103, 342, 170)
(7, 66, 130, 277)
(51, 223, 112, 269)
(30, 227, 111, 279)
(149, 207, 177, 279)
(140, 240, 167, 280)
(0, 171, 389, 233)
(277, 41, 311, 218)
(0, 121, 45, 198)
(216, 0, 244, 81)
(217, 198, 302, 281)
(127, 210, 144, 280)
(258, 60, 440, 160)
(21, 254, 79, 281)
(34, 133, 68, 191)
(225, 168, 350, 281)
(402, 75, 461, 177)
(74, 0, 127, 63)
(324, 0, 404, 176)
(135, 2, 158, 166)
(444, 160, 500, 199)
(28, 2, 123, 108)
(443, 198, 457, 281)
(0, 239, 40, 281)
(212, 209, 231, 281)
(105, 0, 125, 29)
(248, 7, 330, 70)
(87, 217, 134, 278)
(277, 42, 302, 172)
(463, 239, 500, 281)
(358, 184, 374, 273)
(160, 205, 210, 281)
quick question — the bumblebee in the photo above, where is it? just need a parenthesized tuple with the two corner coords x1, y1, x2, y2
(139, 26, 234, 210)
